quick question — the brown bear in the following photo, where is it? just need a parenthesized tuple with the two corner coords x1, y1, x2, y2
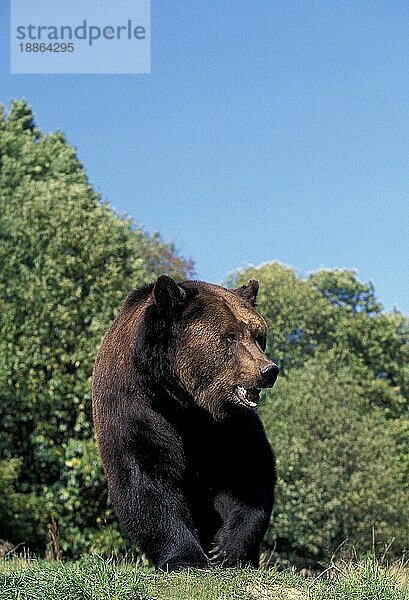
(92, 276, 278, 571)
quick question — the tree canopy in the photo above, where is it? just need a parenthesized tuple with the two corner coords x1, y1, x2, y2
(229, 263, 409, 562)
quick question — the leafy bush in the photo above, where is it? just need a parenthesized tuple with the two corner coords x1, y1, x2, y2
(0, 100, 193, 556)
(229, 264, 409, 562)
(262, 351, 408, 560)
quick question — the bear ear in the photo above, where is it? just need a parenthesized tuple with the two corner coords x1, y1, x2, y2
(233, 279, 259, 307)
(153, 275, 186, 316)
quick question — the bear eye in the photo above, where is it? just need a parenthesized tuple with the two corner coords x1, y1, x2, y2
(226, 333, 238, 344)
(256, 332, 267, 351)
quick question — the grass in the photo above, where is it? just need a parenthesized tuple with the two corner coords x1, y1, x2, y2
(0, 556, 408, 600)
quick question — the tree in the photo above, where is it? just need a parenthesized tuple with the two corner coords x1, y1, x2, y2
(228, 264, 409, 414)
(308, 269, 381, 314)
(261, 351, 409, 562)
(228, 263, 409, 562)
(0, 459, 38, 547)
(226, 262, 336, 372)
(0, 100, 193, 554)
(309, 269, 409, 412)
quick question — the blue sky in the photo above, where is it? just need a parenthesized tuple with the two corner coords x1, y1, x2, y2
(1, 1, 408, 312)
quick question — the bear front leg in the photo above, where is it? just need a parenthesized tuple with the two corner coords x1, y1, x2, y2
(210, 493, 271, 567)
(107, 453, 210, 571)
(96, 399, 210, 571)
(207, 411, 275, 567)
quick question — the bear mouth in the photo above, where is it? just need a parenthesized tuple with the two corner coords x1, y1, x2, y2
(234, 386, 261, 408)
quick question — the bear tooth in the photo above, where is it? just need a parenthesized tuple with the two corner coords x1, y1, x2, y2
(236, 386, 248, 402)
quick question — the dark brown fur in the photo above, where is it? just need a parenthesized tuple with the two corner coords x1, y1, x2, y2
(92, 277, 278, 570)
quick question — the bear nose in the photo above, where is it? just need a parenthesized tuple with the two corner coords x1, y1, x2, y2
(259, 363, 279, 387)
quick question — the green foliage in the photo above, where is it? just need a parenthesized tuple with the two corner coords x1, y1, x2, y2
(229, 263, 409, 562)
(1, 99, 408, 565)
(262, 351, 409, 559)
(308, 269, 382, 314)
(0, 460, 29, 544)
(228, 264, 409, 401)
(0, 100, 193, 556)
(227, 263, 336, 372)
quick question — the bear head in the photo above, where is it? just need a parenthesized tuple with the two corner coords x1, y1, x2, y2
(143, 275, 279, 419)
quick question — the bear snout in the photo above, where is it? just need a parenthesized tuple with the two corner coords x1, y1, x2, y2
(258, 363, 279, 388)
